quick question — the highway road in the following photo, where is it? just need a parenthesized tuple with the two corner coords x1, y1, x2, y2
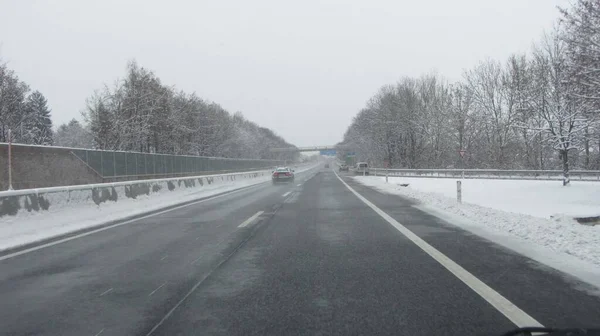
(0, 168, 599, 335)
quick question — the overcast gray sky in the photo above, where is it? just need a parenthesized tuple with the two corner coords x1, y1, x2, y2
(1, 0, 567, 147)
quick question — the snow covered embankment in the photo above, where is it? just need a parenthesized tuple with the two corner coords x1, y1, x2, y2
(352, 176, 600, 273)
(0, 165, 317, 252)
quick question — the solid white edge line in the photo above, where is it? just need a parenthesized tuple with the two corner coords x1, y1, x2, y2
(238, 211, 264, 228)
(296, 184, 302, 187)
(282, 191, 291, 197)
(0, 182, 267, 262)
(333, 171, 543, 328)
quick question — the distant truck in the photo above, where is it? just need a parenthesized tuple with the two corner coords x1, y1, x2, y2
(354, 162, 369, 175)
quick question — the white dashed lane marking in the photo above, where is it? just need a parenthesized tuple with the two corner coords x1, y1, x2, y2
(238, 211, 264, 228)
(99, 288, 113, 297)
(149, 282, 167, 297)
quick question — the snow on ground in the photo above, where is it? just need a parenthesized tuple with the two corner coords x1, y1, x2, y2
(0, 165, 318, 252)
(371, 177, 600, 219)
(352, 176, 600, 286)
(0, 178, 264, 252)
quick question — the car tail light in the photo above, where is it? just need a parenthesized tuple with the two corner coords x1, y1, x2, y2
(285, 172, 291, 176)
(273, 172, 278, 177)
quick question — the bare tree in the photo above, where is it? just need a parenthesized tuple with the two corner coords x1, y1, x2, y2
(529, 32, 589, 185)
(561, 0, 600, 168)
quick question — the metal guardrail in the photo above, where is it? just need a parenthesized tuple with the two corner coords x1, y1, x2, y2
(368, 168, 600, 181)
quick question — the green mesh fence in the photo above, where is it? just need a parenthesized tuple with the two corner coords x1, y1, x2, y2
(71, 149, 283, 178)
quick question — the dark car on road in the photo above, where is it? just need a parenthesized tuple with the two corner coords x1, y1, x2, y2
(272, 167, 295, 184)
(339, 164, 349, 172)
(325, 163, 330, 168)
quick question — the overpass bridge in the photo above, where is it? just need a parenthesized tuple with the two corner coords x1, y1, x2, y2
(269, 145, 352, 153)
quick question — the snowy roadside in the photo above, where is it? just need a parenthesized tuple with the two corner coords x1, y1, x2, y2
(0, 165, 318, 253)
(352, 176, 600, 287)
(363, 177, 600, 219)
(0, 179, 260, 253)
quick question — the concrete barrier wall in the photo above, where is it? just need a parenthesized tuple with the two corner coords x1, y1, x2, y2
(0, 170, 270, 218)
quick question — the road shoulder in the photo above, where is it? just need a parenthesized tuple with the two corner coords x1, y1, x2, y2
(342, 174, 600, 328)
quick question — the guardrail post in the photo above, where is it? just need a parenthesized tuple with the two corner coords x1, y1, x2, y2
(386, 168, 389, 183)
(7, 129, 13, 190)
(456, 180, 462, 203)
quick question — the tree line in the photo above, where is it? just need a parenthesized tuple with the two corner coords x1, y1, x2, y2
(78, 60, 297, 161)
(1, 59, 298, 162)
(340, 0, 600, 185)
(0, 61, 53, 145)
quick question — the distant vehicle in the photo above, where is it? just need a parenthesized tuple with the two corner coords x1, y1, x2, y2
(272, 167, 295, 184)
(355, 162, 369, 175)
(339, 164, 349, 172)
(325, 163, 330, 168)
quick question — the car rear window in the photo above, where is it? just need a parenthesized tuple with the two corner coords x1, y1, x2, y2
(359, 163, 368, 168)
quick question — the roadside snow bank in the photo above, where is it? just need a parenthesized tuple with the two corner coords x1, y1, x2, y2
(368, 177, 600, 218)
(352, 176, 600, 271)
(0, 165, 317, 252)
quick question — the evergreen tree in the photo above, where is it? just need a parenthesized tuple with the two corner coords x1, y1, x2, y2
(23, 91, 53, 145)
(54, 119, 92, 148)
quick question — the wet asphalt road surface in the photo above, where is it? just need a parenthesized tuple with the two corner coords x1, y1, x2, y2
(0, 168, 599, 336)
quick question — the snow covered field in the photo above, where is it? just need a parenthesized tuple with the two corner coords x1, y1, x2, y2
(370, 177, 600, 219)
(352, 176, 600, 285)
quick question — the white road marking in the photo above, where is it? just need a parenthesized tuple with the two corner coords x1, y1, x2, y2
(296, 184, 302, 187)
(160, 254, 168, 261)
(0, 184, 265, 262)
(195, 236, 201, 241)
(148, 282, 167, 296)
(238, 211, 264, 228)
(282, 191, 291, 197)
(190, 255, 204, 265)
(333, 171, 543, 328)
(94, 329, 104, 336)
(99, 288, 113, 297)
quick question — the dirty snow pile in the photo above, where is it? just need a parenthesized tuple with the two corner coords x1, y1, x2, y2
(0, 164, 319, 252)
(0, 177, 266, 252)
(353, 176, 600, 269)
